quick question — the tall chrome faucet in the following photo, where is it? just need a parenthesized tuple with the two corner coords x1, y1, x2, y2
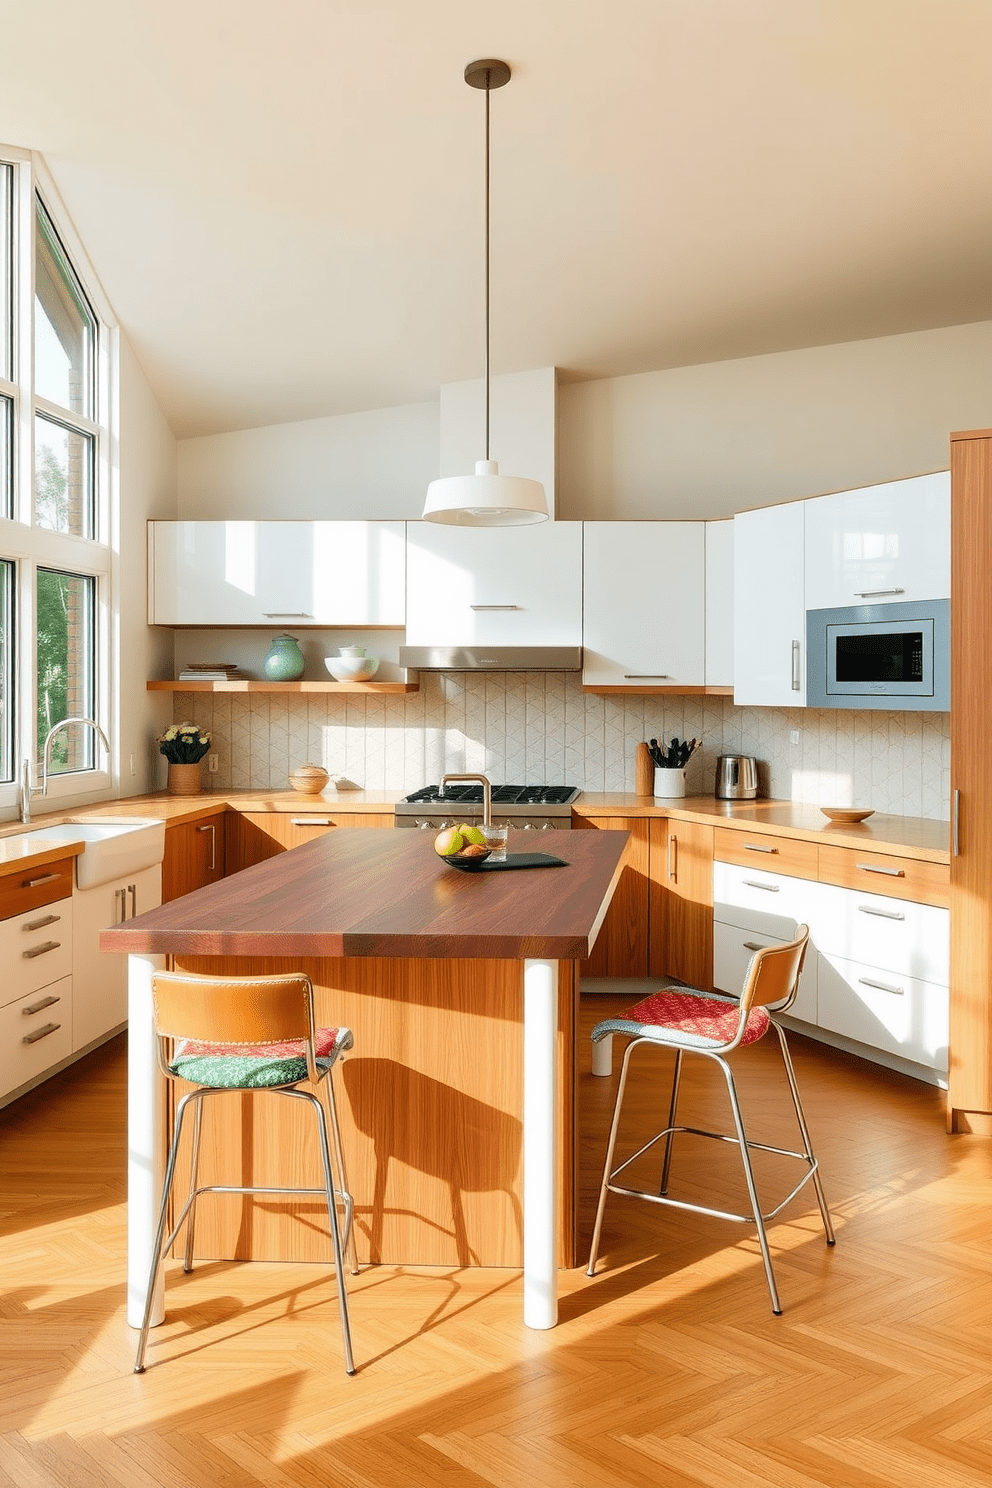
(20, 716, 111, 823)
(439, 772, 492, 827)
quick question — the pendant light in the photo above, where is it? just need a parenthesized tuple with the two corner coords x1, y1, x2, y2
(422, 59, 549, 527)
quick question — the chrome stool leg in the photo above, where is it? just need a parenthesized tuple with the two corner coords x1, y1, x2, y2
(323, 1071, 358, 1275)
(717, 1056, 782, 1315)
(659, 1049, 683, 1196)
(300, 1090, 355, 1375)
(773, 1022, 835, 1245)
(586, 1039, 638, 1276)
(183, 1099, 204, 1273)
(134, 1089, 201, 1373)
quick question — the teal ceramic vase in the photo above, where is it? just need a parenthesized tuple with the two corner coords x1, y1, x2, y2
(264, 633, 305, 681)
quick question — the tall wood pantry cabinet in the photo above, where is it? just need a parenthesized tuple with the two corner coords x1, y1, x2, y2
(949, 428, 992, 1134)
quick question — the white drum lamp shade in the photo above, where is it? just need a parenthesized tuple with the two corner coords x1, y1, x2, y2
(423, 460, 549, 527)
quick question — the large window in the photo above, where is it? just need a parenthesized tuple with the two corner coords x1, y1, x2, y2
(0, 148, 114, 804)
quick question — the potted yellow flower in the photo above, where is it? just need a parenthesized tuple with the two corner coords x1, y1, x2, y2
(158, 721, 211, 796)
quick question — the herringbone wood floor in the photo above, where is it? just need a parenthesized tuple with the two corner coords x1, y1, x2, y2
(2, 995, 992, 1487)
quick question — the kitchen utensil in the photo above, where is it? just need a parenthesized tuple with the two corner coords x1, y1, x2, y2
(445, 851, 568, 873)
(820, 807, 875, 822)
(715, 755, 758, 799)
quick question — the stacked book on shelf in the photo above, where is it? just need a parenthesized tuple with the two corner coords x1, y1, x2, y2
(177, 662, 247, 681)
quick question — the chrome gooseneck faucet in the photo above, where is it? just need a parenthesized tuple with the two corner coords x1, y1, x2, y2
(439, 772, 492, 827)
(20, 716, 111, 823)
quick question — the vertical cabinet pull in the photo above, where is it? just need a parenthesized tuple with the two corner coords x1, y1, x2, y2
(128, 883, 137, 919)
(667, 833, 677, 883)
(196, 822, 216, 871)
(791, 640, 801, 691)
(953, 789, 961, 857)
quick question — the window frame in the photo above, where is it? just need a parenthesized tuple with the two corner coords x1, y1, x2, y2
(0, 146, 118, 812)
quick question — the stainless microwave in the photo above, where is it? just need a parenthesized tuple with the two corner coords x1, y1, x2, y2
(806, 598, 949, 711)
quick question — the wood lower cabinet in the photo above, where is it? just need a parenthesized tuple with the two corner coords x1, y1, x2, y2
(227, 810, 394, 875)
(949, 427, 992, 1133)
(572, 814, 649, 976)
(649, 818, 713, 988)
(162, 812, 227, 901)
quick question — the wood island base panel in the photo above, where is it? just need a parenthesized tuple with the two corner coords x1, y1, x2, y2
(167, 953, 579, 1270)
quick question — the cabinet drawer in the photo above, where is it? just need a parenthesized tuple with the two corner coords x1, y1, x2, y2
(713, 860, 817, 938)
(817, 845, 949, 908)
(0, 896, 72, 1008)
(814, 881, 949, 985)
(713, 919, 817, 1023)
(0, 974, 72, 1101)
(817, 950, 948, 1072)
(713, 829, 818, 881)
(0, 857, 75, 921)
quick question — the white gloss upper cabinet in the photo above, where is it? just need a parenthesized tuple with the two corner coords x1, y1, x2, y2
(405, 522, 582, 647)
(148, 521, 407, 626)
(705, 520, 734, 688)
(733, 501, 805, 707)
(582, 523, 705, 688)
(804, 472, 950, 611)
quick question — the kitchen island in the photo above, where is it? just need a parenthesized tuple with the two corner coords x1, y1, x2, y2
(102, 825, 628, 1331)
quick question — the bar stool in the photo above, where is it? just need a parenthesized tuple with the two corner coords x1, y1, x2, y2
(133, 969, 357, 1375)
(586, 927, 834, 1313)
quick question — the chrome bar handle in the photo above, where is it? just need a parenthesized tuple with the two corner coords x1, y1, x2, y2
(128, 883, 137, 919)
(855, 863, 905, 877)
(23, 913, 60, 931)
(196, 822, 216, 870)
(23, 1021, 61, 1044)
(744, 844, 778, 854)
(858, 976, 904, 995)
(262, 611, 312, 617)
(858, 905, 905, 921)
(953, 789, 961, 857)
(24, 872, 59, 888)
(291, 818, 331, 826)
(791, 640, 801, 691)
(624, 674, 670, 679)
(469, 604, 520, 611)
(22, 940, 60, 959)
(743, 880, 780, 892)
(23, 994, 60, 1015)
(854, 588, 905, 598)
(114, 887, 125, 925)
(667, 833, 677, 882)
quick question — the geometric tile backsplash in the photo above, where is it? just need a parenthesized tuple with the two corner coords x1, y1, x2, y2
(173, 672, 951, 820)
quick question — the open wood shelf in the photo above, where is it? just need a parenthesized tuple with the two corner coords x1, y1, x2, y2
(146, 680, 420, 694)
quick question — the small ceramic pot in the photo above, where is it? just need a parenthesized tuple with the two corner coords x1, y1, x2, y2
(167, 762, 202, 796)
(288, 763, 330, 794)
(653, 766, 687, 799)
(264, 633, 305, 681)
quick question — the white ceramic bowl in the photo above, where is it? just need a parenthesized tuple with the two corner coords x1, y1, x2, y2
(324, 654, 380, 682)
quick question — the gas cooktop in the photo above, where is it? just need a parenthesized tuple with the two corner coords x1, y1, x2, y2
(401, 784, 580, 807)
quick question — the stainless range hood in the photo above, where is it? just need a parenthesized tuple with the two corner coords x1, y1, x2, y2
(399, 646, 583, 671)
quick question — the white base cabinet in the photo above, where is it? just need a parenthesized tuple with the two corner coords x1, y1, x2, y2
(0, 894, 74, 1105)
(148, 521, 407, 627)
(72, 865, 162, 1052)
(713, 855, 949, 1078)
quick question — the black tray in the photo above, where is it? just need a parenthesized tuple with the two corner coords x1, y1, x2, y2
(446, 851, 569, 874)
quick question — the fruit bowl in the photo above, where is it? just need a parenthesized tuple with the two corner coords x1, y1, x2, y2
(444, 847, 493, 871)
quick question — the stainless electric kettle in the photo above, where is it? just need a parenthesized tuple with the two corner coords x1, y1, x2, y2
(715, 755, 758, 799)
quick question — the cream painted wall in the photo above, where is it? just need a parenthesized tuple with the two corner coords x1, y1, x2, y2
(557, 321, 992, 519)
(176, 321, 991, 523)
(118, 333, 178, 794)
(177, 399, 438, 520)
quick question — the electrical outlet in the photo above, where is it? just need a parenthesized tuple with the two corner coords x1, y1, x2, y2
(790, 730, 801, 746)
(208, 753, 218, 773)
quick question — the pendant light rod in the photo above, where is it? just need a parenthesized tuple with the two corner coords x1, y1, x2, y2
(465, 59, 510, 464)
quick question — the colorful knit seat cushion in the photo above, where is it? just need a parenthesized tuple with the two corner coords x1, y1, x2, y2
(171, 1026, 349, 1089)
(625, 989, 769, 1047)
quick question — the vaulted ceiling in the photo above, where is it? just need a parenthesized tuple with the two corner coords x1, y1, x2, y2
(3, 0, 990, 438)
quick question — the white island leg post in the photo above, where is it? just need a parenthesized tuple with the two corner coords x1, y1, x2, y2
(127, 951, 167, 1329)
(523, 957, 558, 1330)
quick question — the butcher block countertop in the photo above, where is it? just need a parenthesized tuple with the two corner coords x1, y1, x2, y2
(100, 824, 630, 961)
(574, 794, 951, 864)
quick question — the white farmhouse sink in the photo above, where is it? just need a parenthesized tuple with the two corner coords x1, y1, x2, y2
(15, 817, 167, 890)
